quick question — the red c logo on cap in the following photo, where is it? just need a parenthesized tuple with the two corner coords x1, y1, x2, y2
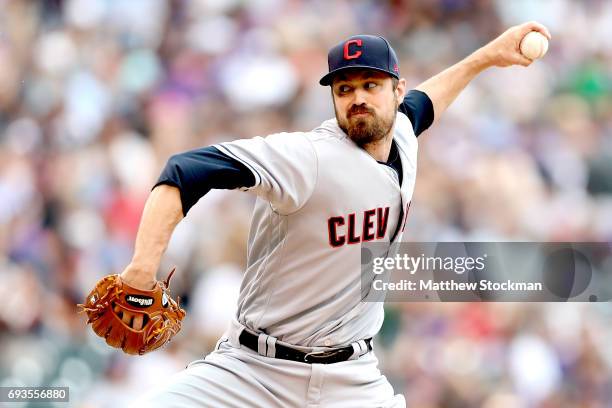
(343, 39, 362, 60)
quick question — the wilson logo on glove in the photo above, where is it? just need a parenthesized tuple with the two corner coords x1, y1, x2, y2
(126, 295, 154, 308)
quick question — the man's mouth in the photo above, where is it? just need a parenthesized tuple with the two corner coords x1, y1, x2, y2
(349, 110, 372, 118)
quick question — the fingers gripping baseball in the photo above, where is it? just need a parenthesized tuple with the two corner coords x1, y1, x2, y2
(521, 21, 552, 40)
(482, 21, 551, 67)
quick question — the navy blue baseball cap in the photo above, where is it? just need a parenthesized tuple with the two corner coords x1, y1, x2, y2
(319, 35, 400, 86)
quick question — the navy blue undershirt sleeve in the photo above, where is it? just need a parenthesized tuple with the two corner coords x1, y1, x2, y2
(389, 141, 403, 186)
(399, 89, 434, 137)
(154, 146, 256, 216)
(377, 140, 403, 186)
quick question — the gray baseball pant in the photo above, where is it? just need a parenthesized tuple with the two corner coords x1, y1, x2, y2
(130, 319, 406, 407)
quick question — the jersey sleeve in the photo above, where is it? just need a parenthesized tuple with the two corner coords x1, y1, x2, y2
(215, 132, 318, 215)
(399, 89, 434, 137)
(154, 146, 256, 216)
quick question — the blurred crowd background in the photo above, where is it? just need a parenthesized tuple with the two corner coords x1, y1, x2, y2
(1, 0, 611, 407)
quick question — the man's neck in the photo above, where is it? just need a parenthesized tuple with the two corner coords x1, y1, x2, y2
(363, 131, 394, 163)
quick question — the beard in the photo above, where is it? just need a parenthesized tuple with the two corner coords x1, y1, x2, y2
(336, 103, 397, 147)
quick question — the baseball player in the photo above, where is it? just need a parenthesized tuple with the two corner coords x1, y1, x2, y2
(106, 22, 550, 407)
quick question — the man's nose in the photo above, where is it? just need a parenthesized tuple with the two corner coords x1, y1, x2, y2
(352, 88, 368, 105)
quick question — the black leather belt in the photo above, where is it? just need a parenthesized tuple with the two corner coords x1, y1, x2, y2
(238, 330, 372, 364)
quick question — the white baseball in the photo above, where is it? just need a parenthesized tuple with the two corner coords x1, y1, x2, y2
(520, 31, 549, 60)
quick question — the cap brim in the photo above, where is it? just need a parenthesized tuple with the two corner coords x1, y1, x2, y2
(319, 66, 399, 86)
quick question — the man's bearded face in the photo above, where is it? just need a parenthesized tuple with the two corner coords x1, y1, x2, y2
(332, 70, 399, 147)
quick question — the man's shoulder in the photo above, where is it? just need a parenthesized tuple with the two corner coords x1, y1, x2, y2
(264, 119, 346, 145)
(394, 112, 417, 145)
(309, 118, 347, 142)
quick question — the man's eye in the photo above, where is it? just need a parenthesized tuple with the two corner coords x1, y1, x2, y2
(365, 82, 377, 89)
(339, 85, 351, 92)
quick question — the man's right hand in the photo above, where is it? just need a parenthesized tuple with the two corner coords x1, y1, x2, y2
(477, 21, 552, 68)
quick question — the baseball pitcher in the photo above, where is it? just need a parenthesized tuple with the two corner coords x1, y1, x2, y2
(79, 21, 550, 407)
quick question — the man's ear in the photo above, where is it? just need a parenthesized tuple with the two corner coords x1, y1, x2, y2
(395, 78, 407, 104)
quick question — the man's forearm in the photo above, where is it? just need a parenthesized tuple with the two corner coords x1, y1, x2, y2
(124, 184, 184, 286)
(415, 50, 491, 123)
(120, 146, 255, 289)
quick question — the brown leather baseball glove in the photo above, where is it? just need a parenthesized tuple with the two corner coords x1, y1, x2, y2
(78, 268, 186, 355)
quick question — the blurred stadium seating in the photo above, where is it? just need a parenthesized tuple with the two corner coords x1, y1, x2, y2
(1, 0, 611, 406)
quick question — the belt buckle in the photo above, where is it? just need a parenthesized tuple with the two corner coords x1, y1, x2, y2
(303, 349, 341, 363)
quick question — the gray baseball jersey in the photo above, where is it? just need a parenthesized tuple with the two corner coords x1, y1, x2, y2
(214, 112, 416, 347)
(155, 89, 433, 348)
